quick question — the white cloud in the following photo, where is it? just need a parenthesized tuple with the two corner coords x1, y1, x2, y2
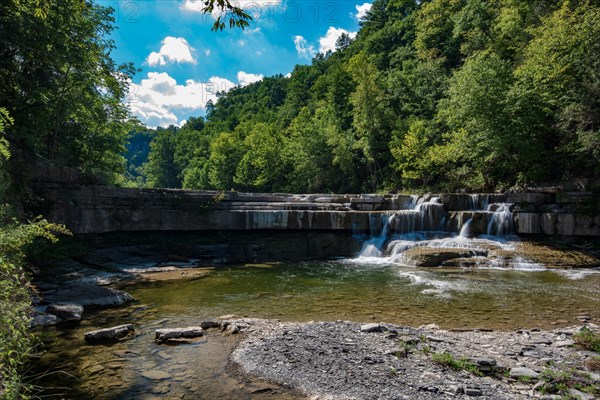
(127, 72, 235, 128)
(294, 35, 316, 59)
(237, 71, 264, 87)
(245, 27, 261, 34)
(204, 49, 211, 57)
(319, 27, 357, 54)
(181, 0, 204, 12)
(147, 37, 196, 66)
(355, 3, 372, 21)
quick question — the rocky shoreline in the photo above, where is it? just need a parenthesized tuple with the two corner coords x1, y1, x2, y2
(230, 319, 600, 400)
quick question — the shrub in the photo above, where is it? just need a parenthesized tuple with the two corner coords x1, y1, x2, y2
(431, 352, 482, 376)
(0, 215, 69, 399)
(585, 356, 600, 372)
(574, 328, 600, 353)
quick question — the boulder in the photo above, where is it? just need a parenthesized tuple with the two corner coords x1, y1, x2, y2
(200, 321, 220, 329)
(469, 358, 497, 375)
(509, 367, 539, 380)
(155, 327, 203, 342)
(46, 303, 84, 321)
(44, 283, 134, 309)
(84, 324, 135, 342)
(360, 323, 383, 333)
(226, 324, 241, 334)
(399, 248, 483, 267)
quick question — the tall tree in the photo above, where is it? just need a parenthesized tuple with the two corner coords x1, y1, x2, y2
(347, 52, 392, 190)
(512, 0, 600, 178)
(144, 126, 181, 188)
(0, 0, 135, 182)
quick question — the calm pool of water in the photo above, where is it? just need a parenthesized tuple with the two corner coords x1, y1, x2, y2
(127, 260, 600, 330)
(35, 259, 600, 399)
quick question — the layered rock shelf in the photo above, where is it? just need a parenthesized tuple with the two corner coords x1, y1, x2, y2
(32, 182, 600, 236)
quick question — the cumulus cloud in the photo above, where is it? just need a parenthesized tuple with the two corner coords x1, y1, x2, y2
(126, 72, 235, 128)
(294, 35, 316, 59)
(319, 27, 357, 54)
(147, 37, 196, 66)
(355, 3, 372, 21)
(237, 71, 264, 87)
(181, 0, 204, 12)
(126, 71, 268, 126)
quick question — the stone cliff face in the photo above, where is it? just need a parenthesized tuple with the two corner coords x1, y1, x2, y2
(31, 182, 600, 237)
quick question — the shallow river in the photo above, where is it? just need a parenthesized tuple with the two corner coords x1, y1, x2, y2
(35, 258, 600, 399)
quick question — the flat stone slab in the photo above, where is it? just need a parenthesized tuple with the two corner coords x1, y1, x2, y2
(360, 323, 383, 333)
(155, 327, 203, 342)
(84, 324, 135, 342)
(141, 370, 172, 380)
(509, 367, 539, 380)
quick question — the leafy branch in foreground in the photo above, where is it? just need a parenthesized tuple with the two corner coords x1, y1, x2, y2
(202, 0, 253, 31)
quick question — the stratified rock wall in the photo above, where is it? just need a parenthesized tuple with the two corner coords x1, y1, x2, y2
(31, 181, 600, 236)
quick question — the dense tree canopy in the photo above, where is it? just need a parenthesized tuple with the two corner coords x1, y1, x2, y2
(1, 0, 135, 185)
(134, 0, 600, 193)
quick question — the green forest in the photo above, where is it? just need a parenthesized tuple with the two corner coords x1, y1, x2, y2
(132, 0, 600, 193)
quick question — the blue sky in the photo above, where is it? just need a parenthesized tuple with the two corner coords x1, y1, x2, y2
(99, 0, 372, 128)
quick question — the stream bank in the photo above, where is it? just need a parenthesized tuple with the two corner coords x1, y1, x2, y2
(231, 319, 600, 400)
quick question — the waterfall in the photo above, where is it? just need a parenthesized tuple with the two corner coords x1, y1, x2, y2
(358, 214, 395, 257)
(414, 197, 445, 231)
(352, 194, 542, 271)
(459, 218, 472, 238)
(486, 204, 514, 236)
(469, 194, 479, 210)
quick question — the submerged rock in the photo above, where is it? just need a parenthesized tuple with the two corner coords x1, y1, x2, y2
(31, 312, 61, 328)
(155, 327, 203, 342)
(46, 303, 84, 321)
(84, 324, 135, 342)
(44, 283, 134, 308)
(200, 321, 220, 329)
(141, 370, 172, 380)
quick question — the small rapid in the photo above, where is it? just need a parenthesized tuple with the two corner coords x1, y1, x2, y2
(356, 195, 545, 272)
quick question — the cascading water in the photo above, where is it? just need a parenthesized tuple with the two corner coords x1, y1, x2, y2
(486, 204, 514, 236)
(459, 218, 472, 238)
(358, 214, 394, 257)
(354, 195, 543, 272)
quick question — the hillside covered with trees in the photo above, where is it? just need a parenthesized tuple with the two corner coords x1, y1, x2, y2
(137, 0, 599, 193)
